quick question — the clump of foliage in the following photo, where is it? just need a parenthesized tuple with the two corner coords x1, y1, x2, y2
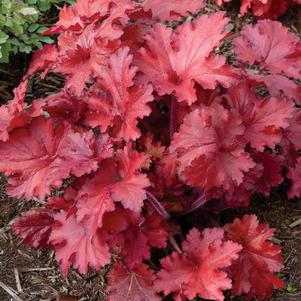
(1, 0, 301, 300)
(216, 0, 301, 19)
(0, 0, 74, 63)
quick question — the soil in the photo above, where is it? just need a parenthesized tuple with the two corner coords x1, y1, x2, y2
(0, 178, 108, 301)
(1, 179, 301, 301)
(1, 1, 301, 301)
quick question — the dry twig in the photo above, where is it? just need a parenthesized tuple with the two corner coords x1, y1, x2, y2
(0, 281, 24, 301)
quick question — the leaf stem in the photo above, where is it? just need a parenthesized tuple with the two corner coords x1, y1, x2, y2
(145, 191, 181, 253)
(169, 235, 182, 254)
(180, 194, 207, 216)
(146, 191, 170, 220)
(169, 95, 177, 142)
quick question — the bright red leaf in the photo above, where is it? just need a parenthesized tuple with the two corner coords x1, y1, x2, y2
(50, 211, 110, 276)
(103, 208, 168, 267)
(287, 158, 301, 198)
(234, 20, 301, 79)
(155, 228, 242, 301)
(27, 45, 58, 78)
(107, 262, 160, 301)
(136, 12, 237, 105)
(170, 104, 255, 190)
(0, 117, 99, 200)
(54, 24, 120, 95)
(224, 82, 293, 151)
(225, 215, 284, 300)
(143, 0, 205, 21)
(11, 208, 54, 248)
(75, 147, 149, 235)
(87, 47, 154, 141)
(0, 79, 30, 142)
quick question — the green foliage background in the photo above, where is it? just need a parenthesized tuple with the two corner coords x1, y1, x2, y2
(0, 0, 74, 63)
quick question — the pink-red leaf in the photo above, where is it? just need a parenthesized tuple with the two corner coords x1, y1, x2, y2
(11, 208, 54, 248)
(225, 215, 284, 300)
(107, 262, 160, 301)
(0, 117, 99, 200)
(287, 158, 301, 198)
(155, 228, 242, 301)
(50, 211, 110, 276)
(88, 47, 154, 141)
(224, 82, 293, 151)
(0, 79, 30, 142)
(234, 20, 301, 79)
(75, 147, 149, 235)
(143, 0, 205, 21)
(136, 12, 237, 105)
(170, 104, 255, 190)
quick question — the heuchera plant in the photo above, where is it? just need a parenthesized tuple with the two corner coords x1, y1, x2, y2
(216, 0, 301, 19)
(1, 0, 301, 300)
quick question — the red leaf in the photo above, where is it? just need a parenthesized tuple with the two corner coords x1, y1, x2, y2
(155, 228, 242, 301)
(45, 4, 83, 34)
(287, 158, 301, 198)
(103, 208, 168, 267)
(95, 1, 135, 40)
(87, 47, 154, 141)
(143, 0, 205, 21)
(284, 108, 301, 152)
(50, 211, 110, 276)
(0, 117, 99, 200)
(252, 152, 284, 196)
(89, 207, 168, 268)
(31, 91, 87, 123)
(11, 208, 54, 248)
(27, 45, 58, 78)
(107, 262, 160, 301)
(216, 0, 289, 19)
(225, 215, 284, 300)
(45, 0, 119, 34)
(170, 104, 255, 190)
(0, 79, 30, 142)
(247, 73, 301, 103)
(54, 24, 120, 95)
(234, 20, 301, 79)
(224, 82, 293, 151)
(75, 147, 149, 235)
(136, 12, 237, 105)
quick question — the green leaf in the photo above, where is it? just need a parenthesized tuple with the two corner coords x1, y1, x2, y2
(11, 22, 24, 36)
(10, 37, 21, 46)
(0, 42, 10, 63)
(28, 23, 39, 32)
(38, 36, 54, 44)
(19, 7, 39, 16)
(37, 0, 51, 12)
(286, 284, 298, 293)
(0, 31, 9, 44)
(19, 43, 32, 53)
(36, 41, 43, 49)
(36, 26, 47, 34)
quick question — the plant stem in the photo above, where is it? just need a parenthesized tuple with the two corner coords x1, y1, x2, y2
(180, 194, 207, 216)
(169, 235, 182, 254)
(146, 191, 181, 253)
(146, 191, 170, 220)
(169, 95, 177, 142)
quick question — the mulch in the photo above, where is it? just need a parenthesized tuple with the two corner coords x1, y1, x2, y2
(1, 178, 301, 301)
